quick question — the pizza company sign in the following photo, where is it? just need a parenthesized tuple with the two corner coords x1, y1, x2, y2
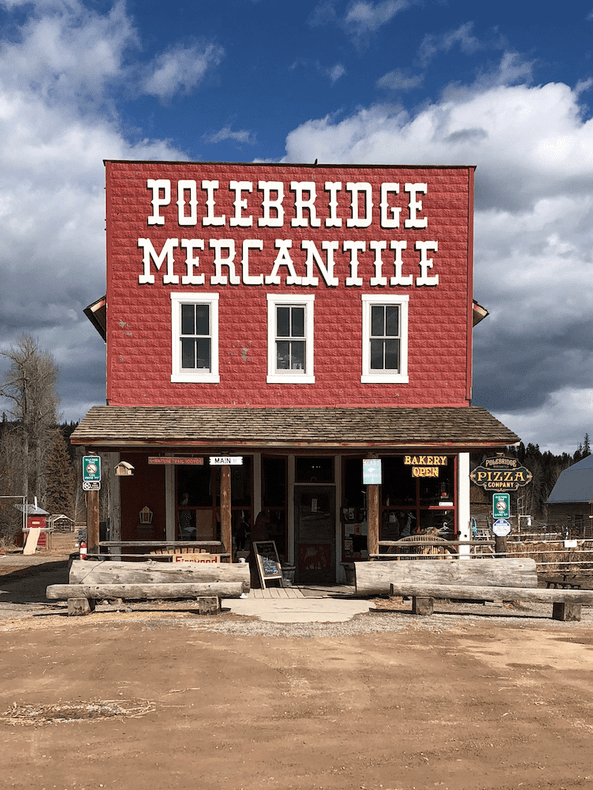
(470, 457, 532, 491)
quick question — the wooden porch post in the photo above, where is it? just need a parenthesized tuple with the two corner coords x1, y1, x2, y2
(86, 489, 100, 555)
(220, 465, 232, 560)
(495, 535, 507, 557)
(367, 484, 379, 558)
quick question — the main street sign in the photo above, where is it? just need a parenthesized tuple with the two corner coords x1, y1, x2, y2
(209, 456, 243, 466)
(470, 456, 532, 492)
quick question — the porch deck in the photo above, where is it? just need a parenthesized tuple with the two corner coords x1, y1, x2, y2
(248, 585, 356, 599)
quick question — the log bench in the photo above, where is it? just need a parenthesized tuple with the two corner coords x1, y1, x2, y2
(354, 557, 593, 621)
(46, 559, 250, 616)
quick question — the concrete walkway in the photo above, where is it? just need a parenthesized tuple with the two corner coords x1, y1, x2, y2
(227, 585, 372, 623)
(227, 597, 371, 623)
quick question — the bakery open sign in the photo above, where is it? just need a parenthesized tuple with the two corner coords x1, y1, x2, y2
(404, 454, 447, 478)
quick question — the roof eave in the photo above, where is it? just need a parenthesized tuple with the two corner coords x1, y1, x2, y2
(71, 437, 517, 451)
(84, 295, 107, 341)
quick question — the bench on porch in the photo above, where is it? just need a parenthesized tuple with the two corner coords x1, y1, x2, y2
(354, 557, 593, 621)
(46, 558, 250, 616)
(542, 575, 582, 589)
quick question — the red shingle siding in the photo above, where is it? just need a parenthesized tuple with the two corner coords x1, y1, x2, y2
(105, 162, 473, 408)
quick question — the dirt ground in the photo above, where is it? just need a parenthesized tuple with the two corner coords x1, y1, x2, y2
(1, 549, 593, 790)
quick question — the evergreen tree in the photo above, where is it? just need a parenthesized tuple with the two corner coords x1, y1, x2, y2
(44, 429, 75, 519)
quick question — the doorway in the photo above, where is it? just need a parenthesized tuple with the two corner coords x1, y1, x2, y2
(294, 486, 336, 584)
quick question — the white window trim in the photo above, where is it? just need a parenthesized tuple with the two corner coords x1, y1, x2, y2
(267, 294, 315, 384)
(361, 294, 409, 384)
(171, 292, 220, 383)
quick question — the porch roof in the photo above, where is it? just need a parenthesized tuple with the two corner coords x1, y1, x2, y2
(70, 405, 519, 451)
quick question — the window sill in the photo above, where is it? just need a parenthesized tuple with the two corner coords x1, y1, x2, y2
(361, 374, 409, 384)
(171, 373, 220, 383)
(267, 374, 315, 384)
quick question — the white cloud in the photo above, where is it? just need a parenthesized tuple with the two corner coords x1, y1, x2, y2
(328, 63, 346, 83)
(283, 60, 593, 452)
(203, 125, 256, 145)
(289, 58, 346, 84)
(376, 68, 424, 91)
(308, 0, 340, 27)
(0, 0, 224, 107)
(0, 0, 136, 107)
(466, 51, 534, 92)
(344, 0, 412, 34)
(418, 22, 482, 67)
(142, 42, 224, 102)
(309, 0, 417, 44)
(496, 389, 593, 456)
(0, 0, 203, 420)
(285, 79, 593, 211)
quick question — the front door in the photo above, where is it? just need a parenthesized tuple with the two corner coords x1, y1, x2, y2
(294, 486, 336, 584)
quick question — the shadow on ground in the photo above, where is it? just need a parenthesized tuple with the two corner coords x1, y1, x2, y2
(0, 561, 69, 607)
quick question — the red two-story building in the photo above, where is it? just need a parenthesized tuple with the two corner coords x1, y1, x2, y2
(72, 161, 519, 583)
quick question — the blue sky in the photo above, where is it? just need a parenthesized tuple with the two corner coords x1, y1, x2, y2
(1, 0, 593, 454)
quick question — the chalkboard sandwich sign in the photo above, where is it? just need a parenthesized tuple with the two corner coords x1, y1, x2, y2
(253, 541, 284, 589)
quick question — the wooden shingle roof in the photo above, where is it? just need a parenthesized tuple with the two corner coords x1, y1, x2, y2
(71, 405, 519, 451)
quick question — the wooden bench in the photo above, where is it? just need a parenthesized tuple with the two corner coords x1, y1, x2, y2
(543, 575, 581, 589)
(47, 559, 250, 616)
(354, 558, 593, 622)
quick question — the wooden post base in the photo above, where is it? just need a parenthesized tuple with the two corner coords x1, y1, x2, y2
(553, 601, 582, 621)
(412, 596, 434, 616)
(68, 597, 95, 616)
(198, 596, 221, 615)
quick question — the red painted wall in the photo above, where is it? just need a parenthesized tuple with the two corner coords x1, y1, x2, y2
(105, 162, 474, 408)
(119, 453, 167, 541)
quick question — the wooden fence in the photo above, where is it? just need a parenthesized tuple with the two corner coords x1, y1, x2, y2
(505, 538, 593, 575)
(375, 536, 593, 576)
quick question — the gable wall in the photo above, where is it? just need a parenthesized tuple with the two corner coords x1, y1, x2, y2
(105, 162, 474, 408)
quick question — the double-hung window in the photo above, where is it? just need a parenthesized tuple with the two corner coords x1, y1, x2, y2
(267, 294, 315, 383)
(361, 294, 409, 383)
(171, 293, 219, 382)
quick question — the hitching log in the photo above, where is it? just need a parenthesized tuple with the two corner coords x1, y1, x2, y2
(354, 557, 538, 596)
(69, 559, 250, 594)
(387, 583, 593, 605)
(47, 582, 244, 600)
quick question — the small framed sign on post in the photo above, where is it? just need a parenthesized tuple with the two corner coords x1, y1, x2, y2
(83, 456, 101, 483)
(252, 541, 283, 589)
(492, 493, 510, 519)
(363, 459, 382, 485)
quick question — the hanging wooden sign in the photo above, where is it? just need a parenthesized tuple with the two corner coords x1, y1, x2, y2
(470, 456, 532, 492)
(148, 457, 204, 465)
